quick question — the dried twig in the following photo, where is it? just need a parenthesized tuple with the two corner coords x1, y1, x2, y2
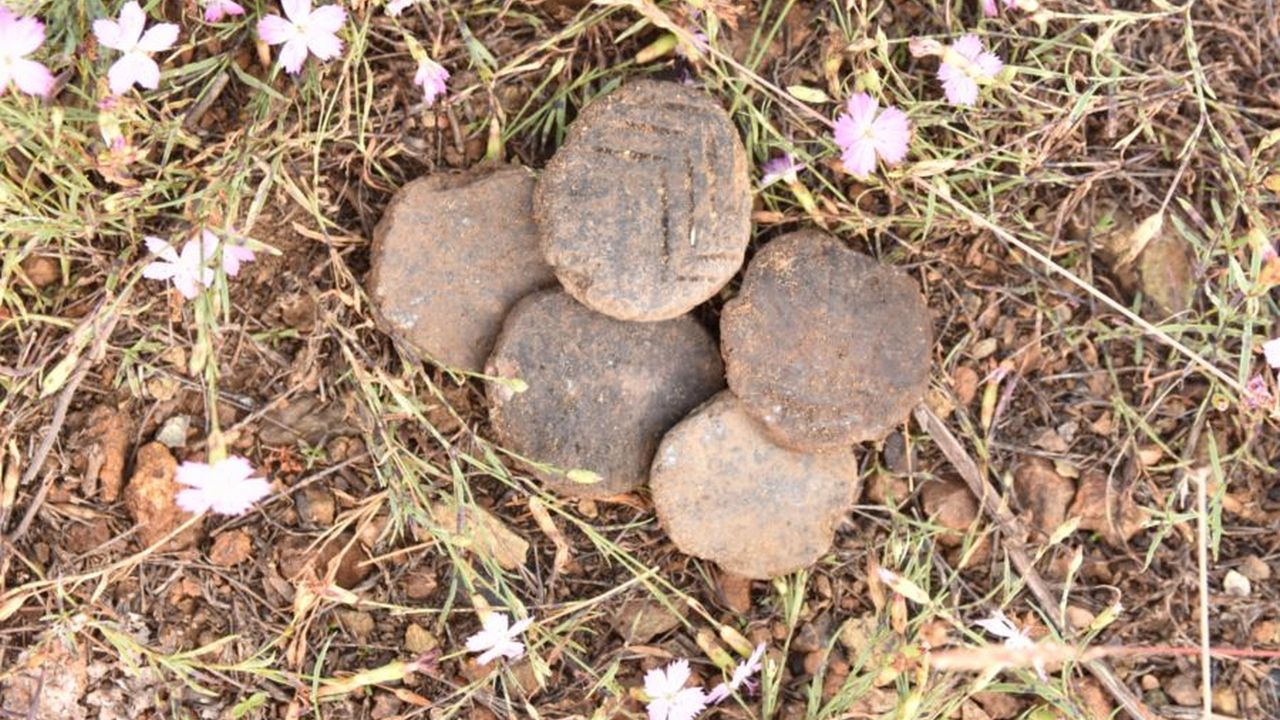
(914, 404, 1158, 720)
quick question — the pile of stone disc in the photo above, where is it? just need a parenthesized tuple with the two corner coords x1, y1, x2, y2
(368, 79, 933, 578)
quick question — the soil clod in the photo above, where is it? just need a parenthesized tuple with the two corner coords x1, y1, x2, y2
(721, 230, 932, 451)
(534, 80, 752, 321)
(369, 164, 556, 371)
(651, 391, 859, 579)
(486, 289, 724, 497)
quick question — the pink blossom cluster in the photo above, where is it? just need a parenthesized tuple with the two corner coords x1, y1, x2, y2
(142, 229, 255, 300)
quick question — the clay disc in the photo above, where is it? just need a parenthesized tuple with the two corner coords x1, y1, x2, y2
(651, 391, 860, 579)
(720, 230, 932, 451)
(533, 80, 752, 322)
(368, 165, 556, 372)
(485, 289, 725, 498)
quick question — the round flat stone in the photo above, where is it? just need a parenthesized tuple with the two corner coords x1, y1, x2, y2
(721, 230, 932, 451)
(368, 165, 556, 372)
(651, 391, 860, 579)
(533, 80, 752, 322)
(486, 289, 724, 498)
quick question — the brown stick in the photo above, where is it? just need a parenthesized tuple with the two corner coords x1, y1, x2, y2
(914, 405, 1158, 720)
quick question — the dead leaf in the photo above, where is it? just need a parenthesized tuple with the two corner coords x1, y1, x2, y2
(1067, 470, 1146, 546)
(1135, 229, 1196, 318)
(82, 405, 132, 502)
(528, 497, 571, 579)
(612, 599, 683, 644)
(428, 499, 528, 570)
(1013, 458, 1077, 541)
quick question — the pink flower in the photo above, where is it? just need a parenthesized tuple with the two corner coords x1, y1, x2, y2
(1244, 374, 1274, 410)
(706, 643, 767, 704)
(1264, 337, 1280, 369)
(142, 235, 216, 299)
(202, 229, 256, 275)
(644, 660, 707, 720)
(833, 92, 910, 178)
(385, 0, 416, 15)
(465, 612, 532, 665)
(93, 1, 180, 95)
(414, 57, 449, 105)
(938, 34, 1003, 106)
(257, 0, 347, 75)
(175, 456, 271, 515)
(982, 0, 1016, 16)
(760, 153, 802, 187)
(203, 0, 246, 22)
(0, 10, 54, 97)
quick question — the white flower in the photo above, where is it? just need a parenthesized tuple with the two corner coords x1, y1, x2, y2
(975, 611, 1046, 680)
(465, 612, 531, 665)
(706, 643, 766, 704)
(175, 456, 271, 515)
(386, 0, 416, 15)
(644, 659, 707, 720)
(1263, 337, 1280, 369)
(92, 1, 180, 95)
(142, 235, 216, 299)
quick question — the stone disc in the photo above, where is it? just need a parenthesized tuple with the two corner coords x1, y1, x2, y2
(533, 80, 752, 322)
(485, 289, 724, 498)
(720, 230, 932, 451)
(368, 165, 556, 372)
(651, 391, 860, 579)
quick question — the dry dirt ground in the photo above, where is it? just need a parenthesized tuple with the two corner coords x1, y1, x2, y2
(2, 0, 1280, 718)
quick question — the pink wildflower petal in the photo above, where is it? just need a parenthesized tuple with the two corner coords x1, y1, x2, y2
(976, 50, 1004, 77)
(12, 59, 54, 97)
(142, 260, 179, 281)
(145, 235, 178, 259)
(304, 27, 344, 62)
(137, 22, 179, 53)
(308, 4, 348, 34)
(7, 16, 45, 56)
(939, 64, 979, 106)
(953, 34, 985, 60)
(175, 487, 214, 513)
(92, 18, 127, 50)
(982, 0, 999, 15)
(222, 244, 256, 276)
(278, 37, 309, 74)
(844, 91, 878, 126)
(172, 273, 202, 299)
(842, 138, 877, 178)
(256, 14, 295, 45)
(109, 52, 160, 93)
(414, 59, 449, 104)
(282, 0, 313, 23)
(204, 0, 246, 22)
(386, 0, 415, 14)
(870, 106, 911, 165)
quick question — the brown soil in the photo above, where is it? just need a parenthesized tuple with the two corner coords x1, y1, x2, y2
(650, 390, 861, 579)
(533, 79, 752, 322)
(721, 230, 933, 451)
(368, 164, 556, 372)
(485, 289, 724, 497)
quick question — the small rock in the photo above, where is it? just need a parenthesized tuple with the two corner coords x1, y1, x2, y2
(276, 532, 371, 589)
(1013, 457, 1076, 540)
(973, 691, 1023, 719)
(1249, 620, 1279, 645)
(1223, 569, 1251, 597)
(1065, 605, 1096, 631)
(1140, 675, 1160, 691)
(952, 366, 979, 406)
(793, 619, 828, 653)
(405, 624, 437, 654)
(260, 394, 350, 446)
(64, 519, 113, 555)
(1212, 686, 1240, 716)
(1238, 555, 1272, 582)
(21, 255, 60, 288)
(612, 599, 683, 644)
(920, 479, 979, 547)
(865, 469, 911, 507)
(1073, 677, 1114, 720)
(1164, 673, 1201, 707)
(337, 610, 375, 642)
(651, 391, 859, 579)
(154, 415, 190, 449)
(1136, 230, 1196, 318)
(960, 700, 992, 720)
(295, 486, 336, 526)
(403, 569, 438, 600)
(718, 571, 753, 615)
(123, 442, 203, 550)
(802, 649, 828, 675)
(371, 694, 403, 720)
(208, 530, 254, 567)
(0, 635, 89, 720)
